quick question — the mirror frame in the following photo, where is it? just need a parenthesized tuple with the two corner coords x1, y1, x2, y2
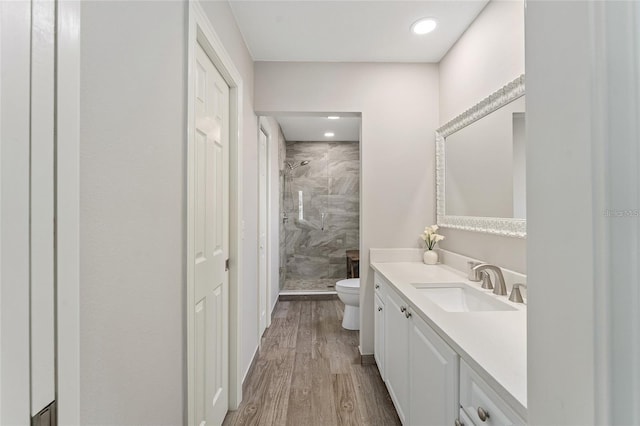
(435, 75, 526, 238)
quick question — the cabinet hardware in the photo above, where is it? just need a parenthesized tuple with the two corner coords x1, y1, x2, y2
(455, 420, 464, 426)
(375, 284, 380, 289)
(378, 306, 382, 312)
(405, 310, 412, 318)
(477, 407, 490, 422)
(400, 306, 407, 313)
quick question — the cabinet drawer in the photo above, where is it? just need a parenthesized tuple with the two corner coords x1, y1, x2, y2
(460, 360, 525, 426)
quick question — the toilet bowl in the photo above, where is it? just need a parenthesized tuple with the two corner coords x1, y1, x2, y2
(336, 278, 360, 330)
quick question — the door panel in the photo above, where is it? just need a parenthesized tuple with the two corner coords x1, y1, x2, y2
(193, 43, 230, 426)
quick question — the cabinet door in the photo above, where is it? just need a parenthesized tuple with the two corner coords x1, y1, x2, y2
(409, 314, 459, 426)
(384, 288, 410, 424)
(374, 293, 385, 379)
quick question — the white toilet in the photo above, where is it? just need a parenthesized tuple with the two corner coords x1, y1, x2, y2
(336, 278, 360, 330)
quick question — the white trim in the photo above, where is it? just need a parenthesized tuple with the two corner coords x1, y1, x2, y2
(56, 1, 81, 423)
(258, 116, 272, 329)
(589, 2, 640, 422)
(188, 2, 244, 421)
(435, 75, 526, 238)
(0, 2, 32, 422)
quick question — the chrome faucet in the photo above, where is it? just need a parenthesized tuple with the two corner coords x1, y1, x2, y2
(472, 264, 508, 296)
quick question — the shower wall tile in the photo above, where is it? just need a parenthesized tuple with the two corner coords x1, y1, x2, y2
(283, 140, 360, 281)
(327, 195, 359, 214)
(329, 176, 359, 196)
(328, 142, 359, 161)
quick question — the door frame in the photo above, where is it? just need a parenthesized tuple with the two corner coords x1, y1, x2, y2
(187, 2, 244, 421)
(52, 0, 82, 424)
(257, 118, 273, 334)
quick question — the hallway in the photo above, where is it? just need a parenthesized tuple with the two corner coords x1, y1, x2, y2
(223, 299, 400, 425)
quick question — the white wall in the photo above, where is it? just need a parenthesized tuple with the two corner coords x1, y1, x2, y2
(79, 2, 186, 423)
(254, 62, 440, 354)
(437, 0, 526, 273)
(80, 1, 264, 421)
(198, 0, 261, 381)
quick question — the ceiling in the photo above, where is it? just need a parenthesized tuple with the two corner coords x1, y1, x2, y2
(275, 115, 361, 141)
(228, 1, 489, 63)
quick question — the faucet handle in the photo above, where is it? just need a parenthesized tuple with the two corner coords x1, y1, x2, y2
(480, 271, 493, 290)
(508, 283, 527, 303)
(467, 261, 483, 281)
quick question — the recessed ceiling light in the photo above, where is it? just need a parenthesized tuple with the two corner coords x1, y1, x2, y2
(327, 116, 340, 120)
(324, 132, 335, 138)
(412, 18, 438, 35)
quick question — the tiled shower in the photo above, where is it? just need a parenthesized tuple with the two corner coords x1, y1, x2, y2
(280, 141, 360, 292)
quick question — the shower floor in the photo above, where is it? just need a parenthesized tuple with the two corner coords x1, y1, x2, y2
(282, 278, 340, 292)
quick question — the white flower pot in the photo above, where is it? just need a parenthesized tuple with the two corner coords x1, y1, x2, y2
(423, 250, 438, 265)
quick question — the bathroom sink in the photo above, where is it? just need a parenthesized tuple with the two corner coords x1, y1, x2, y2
(411, 283, 516, 313)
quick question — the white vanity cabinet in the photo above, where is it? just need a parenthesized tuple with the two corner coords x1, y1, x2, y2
(376, 273, 459, 425)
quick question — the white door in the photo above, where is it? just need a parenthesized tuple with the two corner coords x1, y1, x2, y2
(258, 128, 268, 335)
(2, 1, 57, 422)
(193, 43, 230, 426)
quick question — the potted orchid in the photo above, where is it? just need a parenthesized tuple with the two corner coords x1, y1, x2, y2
(420, 225, 445, 265)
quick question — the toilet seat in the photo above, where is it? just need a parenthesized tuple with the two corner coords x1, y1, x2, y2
(336, 278, 360, 294)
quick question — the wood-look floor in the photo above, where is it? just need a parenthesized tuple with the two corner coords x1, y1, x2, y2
(223, 299, 400, 426)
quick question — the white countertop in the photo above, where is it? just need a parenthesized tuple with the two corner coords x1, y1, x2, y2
(371, 261, 527, 419)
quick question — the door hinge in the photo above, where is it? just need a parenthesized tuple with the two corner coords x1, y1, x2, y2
(225, 259, 230, 271)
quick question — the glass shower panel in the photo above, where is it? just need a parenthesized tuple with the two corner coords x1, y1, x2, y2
(282, 141, 360, 291)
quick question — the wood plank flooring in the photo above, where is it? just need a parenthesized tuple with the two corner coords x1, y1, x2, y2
(223, 300, 400, 426)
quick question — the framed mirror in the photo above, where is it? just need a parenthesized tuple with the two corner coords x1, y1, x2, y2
(435, 75, 526, 238)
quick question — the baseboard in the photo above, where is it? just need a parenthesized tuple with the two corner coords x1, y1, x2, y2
(360, 354, 376, 365)
(271, 296, 278, 319)
(242, 344, 260, 395)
